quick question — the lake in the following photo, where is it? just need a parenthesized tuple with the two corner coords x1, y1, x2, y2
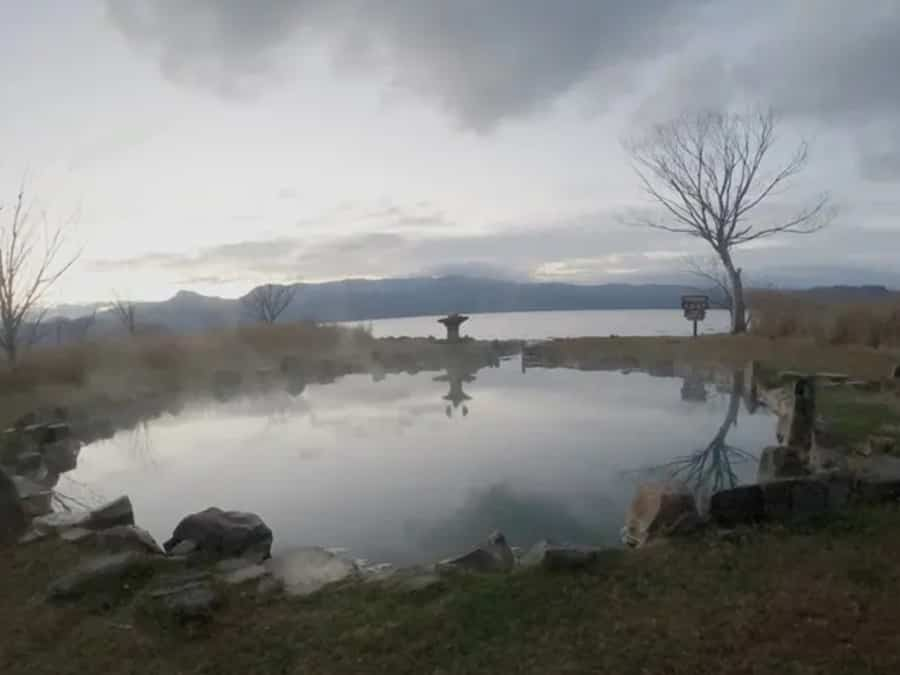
(357, 308, 732, 340)
(59, 352, 775, 566)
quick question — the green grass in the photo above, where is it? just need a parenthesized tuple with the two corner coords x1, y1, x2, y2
(818, 387, 900, 450)
(7, 507, 900, 673)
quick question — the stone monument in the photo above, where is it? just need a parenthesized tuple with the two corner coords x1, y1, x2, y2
(437, 313, 469, 342)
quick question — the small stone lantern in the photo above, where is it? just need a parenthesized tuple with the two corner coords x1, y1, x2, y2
(437, 313, 469, 342)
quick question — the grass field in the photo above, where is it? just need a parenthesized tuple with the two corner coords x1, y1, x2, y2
(5, 507, 900, 674)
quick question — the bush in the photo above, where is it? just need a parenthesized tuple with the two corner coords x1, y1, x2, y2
(749, 290, 900, 349)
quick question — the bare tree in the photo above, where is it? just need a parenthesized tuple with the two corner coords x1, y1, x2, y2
(112, 297, 137, 336)
(242, 284, 296, 324)
(628, 109, 831, 333)
(0, 187, 79, 363)
(684, 256, 734, 317)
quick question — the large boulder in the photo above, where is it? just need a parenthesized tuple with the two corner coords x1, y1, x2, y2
(709, 485, 765, 527)
(265, 547, 357, 596)
(164, 507, 273, 561)
(622, 482, 700, 548)
(0, 467, 27, 546)
(438, 530, 516, 573)
(710, 477, 853, 527)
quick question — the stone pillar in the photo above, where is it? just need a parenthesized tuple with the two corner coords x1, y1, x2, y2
(437, 314, 469, 343)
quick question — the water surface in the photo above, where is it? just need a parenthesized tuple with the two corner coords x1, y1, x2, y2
(358, 308, 731, 340)
(61, 356, 773, 565)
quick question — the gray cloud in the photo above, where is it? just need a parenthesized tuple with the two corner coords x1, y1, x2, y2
(639, 1, 900, 181)
(106, 0, 704, 129)
(94, 204, 900, 291)
(105, 1, 900, 178)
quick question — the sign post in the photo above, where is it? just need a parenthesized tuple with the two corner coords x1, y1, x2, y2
(681, 294, 709, 337)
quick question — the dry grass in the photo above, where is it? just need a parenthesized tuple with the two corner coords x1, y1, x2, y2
(533, 334, 900, 382)
(5, 507, 900, 674)
(749, 290, 900, 349)
(0, 322, 375, 428)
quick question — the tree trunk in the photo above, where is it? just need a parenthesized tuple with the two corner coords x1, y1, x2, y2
(719, 251, 747, 334)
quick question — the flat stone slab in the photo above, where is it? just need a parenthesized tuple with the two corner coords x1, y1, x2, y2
(149, 581, 222, 622)
(438, 530, 515, 573)
(220, 563, 269, 586)
(48, 552, 153, 601)
(520, 540, 616, 571)
(60, 527, 94, 543)
(265, 547, 357, 596)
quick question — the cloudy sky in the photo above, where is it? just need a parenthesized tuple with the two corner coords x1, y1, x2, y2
(3, 1, 899, 303)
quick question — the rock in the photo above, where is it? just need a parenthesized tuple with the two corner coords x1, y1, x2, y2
(622, 482, 700, 548)
(758, 386, 793, 417)
(784, 377, 816, 456)
(520, 540, 615, 572)
(48, 552, 154, 601)
(11, 475, 53, 517)
(265, 547, 357, 596)
(40, 439, 79, 474)
(1, 467, 27, 546)
(44, 423, 71, 443)
(438, 530, 516, 573)
(816, 372, 850, 383)
(149, 581, 222, 622)
(367, 566, 442, 592)
(711, 478, 852, 527)
(256, 576, 283, 596)
(867, 435, 897, 456)
(757, 446, 810, 483)
(60, 527, 94, 543)
(809, 446, 850, 475)
(164, 508, 273, 561)
(856, 478, 900, 504)
(709, 485, 765, 527)
(33, 510, 90, 533)
(87, 496, 134, 530)
(847, 380, 882, 393)
(168, 539, 199, 557)
(761, 480, 829, 522)
(219, 562, 269, 586)
(16, 450, 43, 473)
(95, 525, 163, 554)
(24, 423, 52, 444)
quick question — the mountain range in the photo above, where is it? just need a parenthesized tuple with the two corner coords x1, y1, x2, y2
(38, 276, 892, 344)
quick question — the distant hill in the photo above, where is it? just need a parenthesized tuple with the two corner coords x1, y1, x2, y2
(39, 276, 730, 343)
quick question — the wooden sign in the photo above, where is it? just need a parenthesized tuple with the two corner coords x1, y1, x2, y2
(681, 294, 709, 336)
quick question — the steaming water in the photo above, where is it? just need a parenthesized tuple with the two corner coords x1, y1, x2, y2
(357, 308, 732, 340)
(61, 355, 774, 565)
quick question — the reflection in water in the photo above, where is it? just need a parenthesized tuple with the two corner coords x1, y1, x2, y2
(409, 483, 617, 559)
(57, 355, 774, 563)
(645, 370, 757, 505)
(434, 365, 476, 418)
(680, 374, 708, 402)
